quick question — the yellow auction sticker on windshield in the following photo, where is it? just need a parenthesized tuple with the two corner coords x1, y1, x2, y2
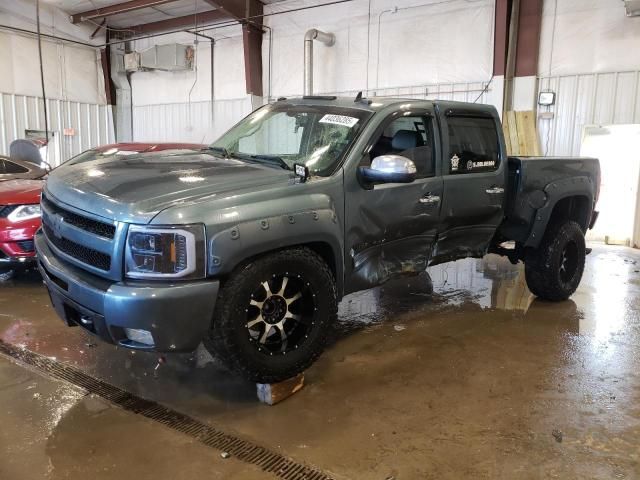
(319, 114, 359, 128)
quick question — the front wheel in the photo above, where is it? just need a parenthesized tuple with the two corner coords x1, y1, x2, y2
(204, 247, 338, 383)
(524, 220, 586, 301)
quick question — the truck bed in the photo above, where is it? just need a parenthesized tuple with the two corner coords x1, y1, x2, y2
(500, 156, 600, 245)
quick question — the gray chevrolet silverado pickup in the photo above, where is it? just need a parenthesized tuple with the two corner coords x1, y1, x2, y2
(35, 96, 600, 382)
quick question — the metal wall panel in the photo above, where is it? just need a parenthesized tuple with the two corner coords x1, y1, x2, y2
(131, 82, 492, 147)
(132, 97, 253, 145)
(538, 71, 640, 156)
(274, 80, 493, 104)
(0, 92, 115, 166)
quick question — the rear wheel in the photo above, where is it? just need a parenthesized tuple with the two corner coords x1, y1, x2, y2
(204, 247, 337, 383)
(525, 220, 586, 301)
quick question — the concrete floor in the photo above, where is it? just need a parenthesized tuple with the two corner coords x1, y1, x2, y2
(0, 244, 639, 479)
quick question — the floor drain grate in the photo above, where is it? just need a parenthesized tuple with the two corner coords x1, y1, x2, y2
(0, 340, 333, 480)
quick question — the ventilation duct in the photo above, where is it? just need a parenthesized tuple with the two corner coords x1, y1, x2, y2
(124, 44, 194, 72)
(303, 29, 335, 96)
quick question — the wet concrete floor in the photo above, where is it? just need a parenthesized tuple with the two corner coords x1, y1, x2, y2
(0, 244, 639, 479)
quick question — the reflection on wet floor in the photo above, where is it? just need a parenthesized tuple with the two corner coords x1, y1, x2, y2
(1, 245, 639, 479)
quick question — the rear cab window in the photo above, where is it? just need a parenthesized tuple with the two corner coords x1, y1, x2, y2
(445, 115, 500, 174)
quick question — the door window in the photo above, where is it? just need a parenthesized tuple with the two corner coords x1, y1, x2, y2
(368, 115, 435, 178)
(446, 116, 499, 174)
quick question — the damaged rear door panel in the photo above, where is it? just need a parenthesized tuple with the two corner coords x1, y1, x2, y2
(430, 105, 507, 265)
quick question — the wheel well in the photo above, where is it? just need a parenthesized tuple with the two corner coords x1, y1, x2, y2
(548, 195, 591, 231)
(223, 241, 342, 297)
(304, 242, 338, 280)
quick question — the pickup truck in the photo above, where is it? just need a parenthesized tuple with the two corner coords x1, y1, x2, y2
(35, 96, 600, 383)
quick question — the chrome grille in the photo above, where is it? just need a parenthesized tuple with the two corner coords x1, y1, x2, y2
(40, 192, 119, 277)
(42, 222, 111, 271)
(41, 194, 115, 239)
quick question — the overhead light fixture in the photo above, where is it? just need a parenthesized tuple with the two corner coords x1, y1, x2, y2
(624, 0, 640, 16)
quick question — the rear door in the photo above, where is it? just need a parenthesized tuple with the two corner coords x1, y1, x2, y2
(430, 106, 506, 265)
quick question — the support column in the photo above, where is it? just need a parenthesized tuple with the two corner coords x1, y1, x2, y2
(512, 0, 543, 111)
(489, 0, 510, 116)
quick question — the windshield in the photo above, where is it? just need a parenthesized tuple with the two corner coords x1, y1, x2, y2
(210, 104, 372, 177)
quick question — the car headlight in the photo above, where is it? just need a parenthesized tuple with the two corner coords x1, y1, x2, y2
(7, 204, 41, 222)
(125, 224, 206, 280)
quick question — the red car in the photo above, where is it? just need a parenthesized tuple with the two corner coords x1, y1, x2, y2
(0, 179, 43, 274)
(0, 142, 205, 279)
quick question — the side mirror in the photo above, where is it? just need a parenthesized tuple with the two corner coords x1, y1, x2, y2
(358, 155, 417, 185)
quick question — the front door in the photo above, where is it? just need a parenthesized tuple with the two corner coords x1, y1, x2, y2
(344, 109, 443, 293)
(431, 107, 506, 265)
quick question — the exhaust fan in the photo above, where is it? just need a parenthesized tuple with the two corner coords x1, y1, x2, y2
(624, 0, 640, 16)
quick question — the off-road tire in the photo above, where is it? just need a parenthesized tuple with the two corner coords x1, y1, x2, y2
(525, 220, 586, 301)
(204, 247, 338, 383)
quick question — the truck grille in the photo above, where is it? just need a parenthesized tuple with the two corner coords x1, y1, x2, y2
(41, 194, 115, 239)
(42, 222, 111, 271)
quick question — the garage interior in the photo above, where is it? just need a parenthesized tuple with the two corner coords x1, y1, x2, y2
(1, 0, 640, 479)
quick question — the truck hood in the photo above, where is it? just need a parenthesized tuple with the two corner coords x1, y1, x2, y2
(46, 152, 296, 224)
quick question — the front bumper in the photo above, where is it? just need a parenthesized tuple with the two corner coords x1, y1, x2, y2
(35, 231, 219, 352)
(0, 221, 38, 268)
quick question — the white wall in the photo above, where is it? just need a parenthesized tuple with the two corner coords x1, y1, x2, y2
(130, 26, 252, 143)
(538, 0, 640, 78)
(264, 0, 496, 98)
(537, 0, 640, 156)
(0, 0, 106, 105)
(0, 0, 113, 161)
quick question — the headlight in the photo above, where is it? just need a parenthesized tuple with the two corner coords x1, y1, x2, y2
(7, 204, 41, 222)
(125, 224, 206, 280)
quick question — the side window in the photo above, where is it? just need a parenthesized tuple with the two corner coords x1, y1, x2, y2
(0, 160, 5, 174)
(368, 115, 435, 178)
(3, 160, 29, 174)
(446, 116, 500, 174)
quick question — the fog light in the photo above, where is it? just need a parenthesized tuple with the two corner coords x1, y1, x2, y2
(123, 328, 154, 346)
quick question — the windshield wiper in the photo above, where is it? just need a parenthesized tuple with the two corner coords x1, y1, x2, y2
(249, 154, 290, 170)
(206, 146, 229, 158)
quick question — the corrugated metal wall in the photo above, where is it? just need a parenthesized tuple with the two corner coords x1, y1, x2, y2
(317, 80, 493, 104)
(0, 92, 115, 166)
(132, 97, 253, 145)
(131, 81, 492, 146)
(537, 70, 640, 156)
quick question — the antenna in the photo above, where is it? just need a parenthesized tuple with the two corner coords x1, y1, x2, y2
(354, 91, 363, 103)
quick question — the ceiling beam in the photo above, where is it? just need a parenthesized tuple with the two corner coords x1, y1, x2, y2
(126, 9, 232, 35)
(202, 0, 250, 21)
(70, 0, 180, 24)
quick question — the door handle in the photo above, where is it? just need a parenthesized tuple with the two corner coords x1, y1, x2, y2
(419, 194, 441, 205)
(485, 186, 505, 195)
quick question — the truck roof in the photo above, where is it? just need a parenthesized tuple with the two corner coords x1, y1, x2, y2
(276, 95, 497, 114)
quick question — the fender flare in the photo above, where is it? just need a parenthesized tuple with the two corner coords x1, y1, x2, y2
(524, 176, 595, 248)
(207, 208, 345, 297)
